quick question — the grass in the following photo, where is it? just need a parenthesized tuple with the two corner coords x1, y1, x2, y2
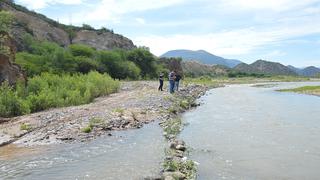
(81, 117, 108, 133)
(184, 75, 313, 87)
(163, 156, 197, 179)
(81, 126, 92, 133)
(20, 123, 32, 131)
(113, 108, 125, 115)
(278, 86, 320, 96)
(161, 118, 182, 139)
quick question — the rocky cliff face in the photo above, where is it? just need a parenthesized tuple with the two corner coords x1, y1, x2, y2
(73, 30, 135, 51)
(0, 1, 136, 51)
(0, 31, 26, 85)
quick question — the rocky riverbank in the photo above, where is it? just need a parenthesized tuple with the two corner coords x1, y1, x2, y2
(0, 81, 209, 147)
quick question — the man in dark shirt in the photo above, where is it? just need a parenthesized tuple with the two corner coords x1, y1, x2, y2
(175, 74, 181, 91)
(158, 72, 164, 91)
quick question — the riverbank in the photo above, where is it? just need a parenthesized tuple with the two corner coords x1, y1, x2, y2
(0, 81, 210, 148)
(278, 85, 320, 97)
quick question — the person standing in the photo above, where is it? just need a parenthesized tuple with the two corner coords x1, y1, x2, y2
(158, 72, 164, 91)
(168, 70, 176, 93)
(175, 74, 181, 91)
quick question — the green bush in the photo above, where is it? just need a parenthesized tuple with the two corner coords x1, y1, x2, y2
(68, 44, 95, 58)
(0, 72, 119, 117)
(0, 82, 30, 117)
(0, 11, 13, 33)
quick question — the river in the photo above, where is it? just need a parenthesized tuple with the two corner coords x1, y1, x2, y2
(180, 82, 320, 180)
(0, 123, 165, 180)
(1, 82, 320, 180)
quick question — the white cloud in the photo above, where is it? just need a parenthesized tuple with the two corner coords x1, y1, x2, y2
(135, 18, 146, 25)
(218, 0, 319, 12)
(134, 21, 320, 56)
(62, 0, 184, 24)
(263, 50, 287, 58)
(16, 0, 83, 10)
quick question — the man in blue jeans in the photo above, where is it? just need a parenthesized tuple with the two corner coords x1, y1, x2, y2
(168, 70, 176, 93)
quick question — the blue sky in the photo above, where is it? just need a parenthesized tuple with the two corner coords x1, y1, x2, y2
(15, 0, 320, 67)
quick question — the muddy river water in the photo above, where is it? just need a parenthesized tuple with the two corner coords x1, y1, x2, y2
(1, 82, 320, 180)
(0, 123, 165, 180)
(180, 82, 320, 180)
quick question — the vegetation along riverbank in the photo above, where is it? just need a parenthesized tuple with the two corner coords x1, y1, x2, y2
(278, 86, 320, 97)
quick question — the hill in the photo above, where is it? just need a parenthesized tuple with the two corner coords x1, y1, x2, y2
(161, 50, 242, 68)
(0, 0, 135, 51)
(182, 61, 229, 77)
(287, 65, 302, 74)
(287, 65, 320, 77)
(234, 60, 297, 76)
(300, 66, 320, 77)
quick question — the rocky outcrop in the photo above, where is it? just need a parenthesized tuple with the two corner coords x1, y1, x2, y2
(73, 30, 135, 50)
(0, 1, 136, 51)
(0, 31, 26, 85)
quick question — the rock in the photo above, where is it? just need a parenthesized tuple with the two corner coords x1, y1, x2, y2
(73, 30, 135, 51)
(163, 172, 186, 180)
(176, 144, 186, 151)
(174, 150, 184, 158)
(144, 175, 163, 180)
(0, 31, 26, 85)
(170, 140, 186, 151)
(164, 176, 175, 180)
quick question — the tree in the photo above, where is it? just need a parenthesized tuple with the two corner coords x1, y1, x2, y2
(68, 44, 95, 58)
(82, 24, 95, 30)
(127, 48, 157, 78)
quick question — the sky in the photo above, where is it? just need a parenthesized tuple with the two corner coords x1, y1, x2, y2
(15, 0, 320, 67)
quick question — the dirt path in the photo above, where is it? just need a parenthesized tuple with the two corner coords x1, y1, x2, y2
(0, 81, 175, 146)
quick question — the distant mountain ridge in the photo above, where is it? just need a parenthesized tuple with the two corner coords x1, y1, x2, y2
(161, 50, 242, 68)
(287, 65, 320, 77)
(182, 61, 229, 77)
(234, 60, 297, 76)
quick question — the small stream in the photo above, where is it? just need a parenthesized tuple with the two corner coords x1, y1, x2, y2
(0, 123, 165, 180)
(180, 82, 320, 180)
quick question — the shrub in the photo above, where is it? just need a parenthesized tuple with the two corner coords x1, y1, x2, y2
(68, 44, 95, 58)
(0, 72, 119, 117)
(0, 83, 30, 117)
(81, 126, 92, 133)
(0, 11, 13, 33)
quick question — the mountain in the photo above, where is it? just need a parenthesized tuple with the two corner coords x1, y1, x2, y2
(233, 63, 261, 74)
(161, 50, 242, 68)
(234, 60, 298, 76)
(0, 0, 135, 51)
(182, 61, 229, 77)
(300, 66, 320, 77)
(287, 65, 320, 77)
(287, 65, 302, 74)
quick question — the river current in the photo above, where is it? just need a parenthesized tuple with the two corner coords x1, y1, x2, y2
(180, 82, 320, 180)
